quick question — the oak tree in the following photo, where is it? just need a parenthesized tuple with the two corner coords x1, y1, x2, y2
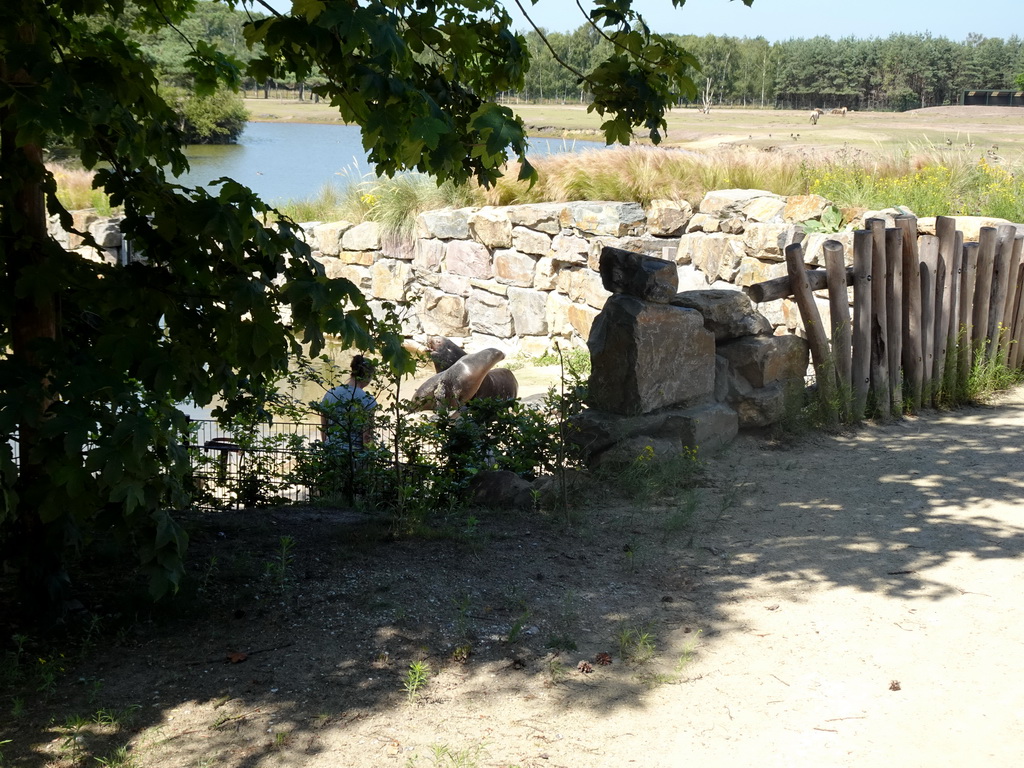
(0, 0, 748, 611)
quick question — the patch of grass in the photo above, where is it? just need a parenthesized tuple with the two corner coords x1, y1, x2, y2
(49, 164, 115, 215)
(403, 660, 431, 702)
(545, 656, 568, 684)
(264, 535, 296, 590)
(9, 697, 26, 719)
(960, 353, 1024, 404)
(676, 629, 704, 672)
(277, 182, 347, 222)
(93, 705, 141, 728)
(407, 743, 486, 767)
(525, 346, 591, 377)
(617, 624, 657, 665)
(662, 490, 700, 544)
(611, 444, 704, 504)
(809, 148, 1024, 220)
(272, 731, 291, 749)
(505, 613, 530, 644)
(485, 145, 813, 208)
(94, 744, 138, 768)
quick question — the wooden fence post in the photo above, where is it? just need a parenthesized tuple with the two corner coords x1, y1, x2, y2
(973, 226, 998, 359)
(987, 225, 1017, 361)
(999, 236, 1023, 364)
(824, 239, 852, 419)
(958, 242, 980, 386)
(944, 231, 964, 398)
(919, 235, 938, 406)
(1009, 240, 1024, 370)
(867, 219, 890, 420)
(885, 227, 904, 416)
(934, 216, 957, 400)
(851, 230, 872, 420)
(897, 216, 923, 410)
(786, 243, 838, 425)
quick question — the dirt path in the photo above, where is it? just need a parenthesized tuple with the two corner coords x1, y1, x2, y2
(9, 387, 1024, 767)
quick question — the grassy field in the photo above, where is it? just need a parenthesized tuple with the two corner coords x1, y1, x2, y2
(245, 97, 1024, 161)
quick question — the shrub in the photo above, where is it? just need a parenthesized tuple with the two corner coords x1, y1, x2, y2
(165, 86, 249, 145)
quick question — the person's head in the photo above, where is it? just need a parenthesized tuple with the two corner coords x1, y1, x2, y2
(351, 354, 375, 386)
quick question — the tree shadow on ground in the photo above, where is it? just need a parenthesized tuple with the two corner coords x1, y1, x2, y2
(3, 393, 1024, 767)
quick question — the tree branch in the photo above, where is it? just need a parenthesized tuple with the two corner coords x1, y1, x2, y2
(511, 0, 590, 84)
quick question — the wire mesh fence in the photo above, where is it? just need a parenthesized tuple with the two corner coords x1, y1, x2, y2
(185, 417, 427, 510)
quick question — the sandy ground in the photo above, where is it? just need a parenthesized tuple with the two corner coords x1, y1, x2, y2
(6, 383, 1024, 767)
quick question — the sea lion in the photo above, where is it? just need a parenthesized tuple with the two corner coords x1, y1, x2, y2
(410, 348, 507, 411)
(424, 335, 467, 373)
(474, 367, 519, 400)
(422, 335, 519, 401)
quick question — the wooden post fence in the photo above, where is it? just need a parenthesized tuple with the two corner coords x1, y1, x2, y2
(746, 215, 1024, 422)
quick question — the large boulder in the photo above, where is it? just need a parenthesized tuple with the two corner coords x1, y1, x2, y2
(417, 208, 472, 239)
(572, 402, 738, 459)
(731, 381, 794, 428)
(599, 247, 678, 303)
(717, 334, 809, 388)
(560, 201, 645, 237)
(468, 470, 533, 510)
(587, 295, 715, 416)
(646, 199, 693, 236)
(672, 289, 773, 341)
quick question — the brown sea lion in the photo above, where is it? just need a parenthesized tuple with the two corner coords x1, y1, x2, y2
(410, 348, 507, 411)
(474, 367, 519, 400)
(424, 335, 467, 373)
(422, 335, 519, 401)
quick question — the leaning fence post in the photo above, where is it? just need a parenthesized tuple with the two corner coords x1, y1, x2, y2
(851, 230, 873, 420)
(786, 242, 838, 425)
(897, 216, 923, 411)
(824, 239, 852, 420)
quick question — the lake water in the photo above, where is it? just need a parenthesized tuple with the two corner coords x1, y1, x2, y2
(178, 122, 606, 205)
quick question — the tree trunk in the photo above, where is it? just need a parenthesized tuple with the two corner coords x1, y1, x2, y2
(1, 19, 65, 608)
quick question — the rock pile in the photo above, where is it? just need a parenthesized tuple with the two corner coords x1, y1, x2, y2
(573, 246, 809, 465)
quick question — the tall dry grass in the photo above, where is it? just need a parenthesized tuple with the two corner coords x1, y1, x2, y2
(48, 164, 113, 214)
(485, 145, 814, 207)
(808, 142, 1024, 220)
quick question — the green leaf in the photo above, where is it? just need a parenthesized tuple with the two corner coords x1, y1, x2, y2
(410, 115, 448, 151)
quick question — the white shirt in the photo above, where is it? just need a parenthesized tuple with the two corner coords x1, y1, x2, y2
(321, 383, 377, 450)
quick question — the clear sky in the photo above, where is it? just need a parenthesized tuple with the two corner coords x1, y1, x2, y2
(259, 1, 1020, 43)
(503, 0, 1019, 42)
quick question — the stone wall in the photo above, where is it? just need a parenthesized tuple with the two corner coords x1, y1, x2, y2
(53, 192, 1022, 355)
(306, 192, 1021, 353)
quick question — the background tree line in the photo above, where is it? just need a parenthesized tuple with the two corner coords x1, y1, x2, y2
(519, 30, 1024, 111)
(150, 3, 1024, 116)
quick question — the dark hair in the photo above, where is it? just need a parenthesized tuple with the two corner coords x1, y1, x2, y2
(351, 354, 374, 382)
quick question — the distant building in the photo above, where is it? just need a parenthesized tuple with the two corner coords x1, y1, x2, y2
(962, 90, 1024, 107)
